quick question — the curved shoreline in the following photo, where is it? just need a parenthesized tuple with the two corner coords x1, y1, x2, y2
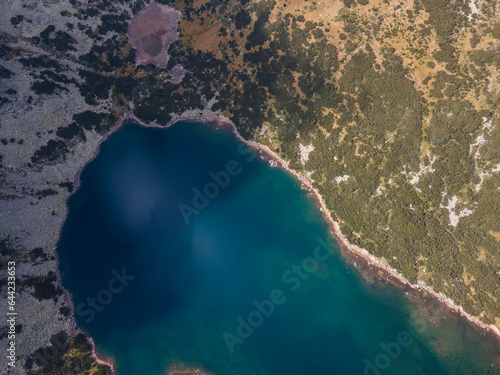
(54, 112, 232, 375)
(57, 111, 500, 375)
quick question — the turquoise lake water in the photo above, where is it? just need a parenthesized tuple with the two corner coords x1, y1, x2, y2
(57, 122, 500, 375)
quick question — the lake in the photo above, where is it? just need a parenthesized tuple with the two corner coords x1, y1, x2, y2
(57, 121, 500, 375)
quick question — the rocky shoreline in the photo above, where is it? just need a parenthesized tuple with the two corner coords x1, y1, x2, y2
(2, 0, 498, 373)
(67, 111, 500, 373)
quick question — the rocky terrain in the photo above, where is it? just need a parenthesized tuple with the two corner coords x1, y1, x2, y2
(0, 0, 499, 373)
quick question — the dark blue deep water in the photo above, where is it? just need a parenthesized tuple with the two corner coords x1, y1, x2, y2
(58, 122, 500, 375)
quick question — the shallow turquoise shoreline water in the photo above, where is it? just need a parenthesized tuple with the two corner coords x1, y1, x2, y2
(58, 121, 500, 375)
